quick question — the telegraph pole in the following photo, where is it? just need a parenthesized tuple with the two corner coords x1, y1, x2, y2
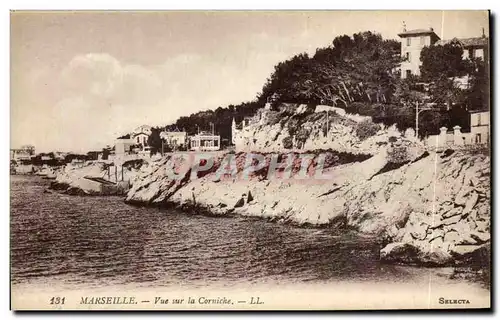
(416, 101, 419, 139)
(326, 109, 329, 137)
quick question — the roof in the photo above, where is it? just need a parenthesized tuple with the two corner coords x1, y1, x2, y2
(398, 28, 440, 38)
(191, 131, 220, 138)
(134, 124, 152, 133)
(435, 37, 488, 47)
(132, 132, 149, 137)
(469, 109, 489, 114)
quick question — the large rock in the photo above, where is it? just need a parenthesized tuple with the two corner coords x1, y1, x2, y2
(380, 242, 421, 264)
(380, 242, 452, 266)
(450, 243, 490, 267)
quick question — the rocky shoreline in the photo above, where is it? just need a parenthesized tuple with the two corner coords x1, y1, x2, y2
(50, 141, 490, 269)
(123, 143, 490, 267)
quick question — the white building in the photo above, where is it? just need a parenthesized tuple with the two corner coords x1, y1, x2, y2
(10, 145, 35, 162)
(190, 132, 221, 151)
(131, 125, 152, 149)
(398, 27, 441, 78)
(132, 132, 149, 147)
(160, 130, 188, 150)
(469, 110, 489, 144)
(398, 25, 488, 79)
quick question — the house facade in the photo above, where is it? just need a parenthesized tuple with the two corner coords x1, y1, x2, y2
(398, 28, 441, 78)
(435, 36, 489, 61)
(469, 110, 489, 144)
(398, 26, 489, 79)
(131, 125, 152, 149)
(160, 130, 188, 150)
(10, 145, 35, 162)
(132, 132, 149, 147)
(190, 132, 221, 151)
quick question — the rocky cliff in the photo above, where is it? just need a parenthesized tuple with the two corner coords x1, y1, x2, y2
(233, 103, 412, 154)
(125, 142, 490, 266)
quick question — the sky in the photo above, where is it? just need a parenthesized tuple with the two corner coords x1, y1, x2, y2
(11, 10, 489, 153)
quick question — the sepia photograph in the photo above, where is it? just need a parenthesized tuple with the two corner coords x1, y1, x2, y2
(10, 10, 491, 310)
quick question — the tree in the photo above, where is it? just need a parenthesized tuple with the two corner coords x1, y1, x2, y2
(420, 41, 471, 81)
(259, 31, 401, 109)
(147, 127, 163, 155)
(466, 58, 489, 111)
(101, 148, 110, 160)
(419, 42, 473, 108)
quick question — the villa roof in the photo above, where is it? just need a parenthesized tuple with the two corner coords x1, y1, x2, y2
(132, 131, 149, 137)
(435, 37, 488, 47)
(469, 109, 489, 114)
(162, 129, 187, 134)
(192, 131, 219, 138)
(398, 28, 440, 38)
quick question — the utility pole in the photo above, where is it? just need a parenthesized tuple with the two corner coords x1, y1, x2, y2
(326, 109, 329, 137)
(416, 101, 419, 139)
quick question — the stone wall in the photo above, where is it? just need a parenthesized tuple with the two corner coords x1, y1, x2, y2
(426, 126, 489, 150)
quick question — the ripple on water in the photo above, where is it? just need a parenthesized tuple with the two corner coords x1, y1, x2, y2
(10, 175, 486, 291)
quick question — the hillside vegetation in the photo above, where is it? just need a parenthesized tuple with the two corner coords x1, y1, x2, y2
(155, 31, 488, 144)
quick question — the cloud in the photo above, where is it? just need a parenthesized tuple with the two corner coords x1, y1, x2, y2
(13, 49, 285, 153)
(61, 53, 122, 98)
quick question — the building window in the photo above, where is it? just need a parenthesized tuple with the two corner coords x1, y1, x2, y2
(475, 133, 482, 144)
(406, 70, 412, 78)
(136, 137, 140, 143)
(478, 114, 482, 126)
(475, 49, 484, 60)
(406, 52, 411, 62)
(406, 38, 411, 46)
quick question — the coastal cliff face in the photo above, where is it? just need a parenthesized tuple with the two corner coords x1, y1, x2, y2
(52, 103, 490, 267)
(125, 144, 490, 266)
(233, 103, 408, 154)
(379, 150, 490, 266)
